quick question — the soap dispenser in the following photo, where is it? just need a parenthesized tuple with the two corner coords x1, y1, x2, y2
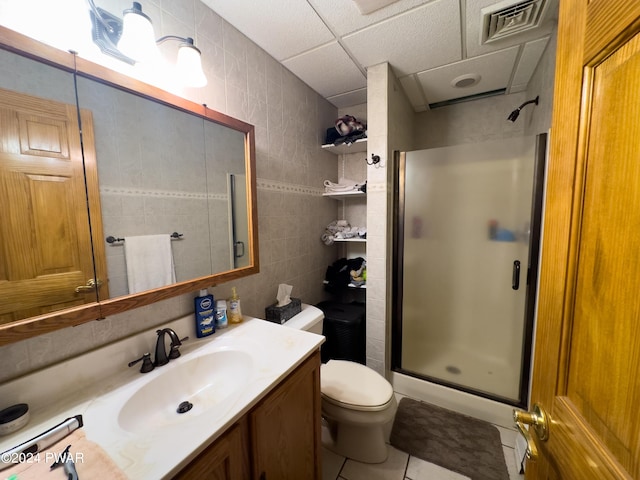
(228, 287, 243, 324)
(195, 289, 215, 337)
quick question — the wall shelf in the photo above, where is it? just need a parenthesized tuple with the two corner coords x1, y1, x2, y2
(323, 280, 366, 290)
(333, 238, 366, 243)
(321, 138, 367, 155)
(322, 191, 366, 200)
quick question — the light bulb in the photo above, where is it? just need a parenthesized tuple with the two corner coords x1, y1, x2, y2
(117, 2, 158, 62)
(176, 42, 207, 87)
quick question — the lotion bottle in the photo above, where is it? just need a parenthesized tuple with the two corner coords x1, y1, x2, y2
(195, 289, 215, 337)
(228, 287, 243, 324)
(215, 299, 228, 329)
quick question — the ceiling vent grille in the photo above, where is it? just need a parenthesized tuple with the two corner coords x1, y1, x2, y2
(481, 0, 547, 44)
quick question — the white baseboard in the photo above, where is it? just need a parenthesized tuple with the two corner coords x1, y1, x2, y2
(514, 434, 528, 473)
(391, 371, 516, 429)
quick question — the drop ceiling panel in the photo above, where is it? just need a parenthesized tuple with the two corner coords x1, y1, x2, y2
(200, 0, 558, 110)
(465, 0, 558, 57)
(416, 46, 519, 103)
(342, 0, 462, 76)
(282, 42, 367, 98)
(199, 0, 334, 61)
(327, 88, 369, 109)
(308, 0, 435, 36)
(512, 36, 549, 85)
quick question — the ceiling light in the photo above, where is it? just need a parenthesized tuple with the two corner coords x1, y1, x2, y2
(451, 73, 481, 88)
(88, 0, 207, 87)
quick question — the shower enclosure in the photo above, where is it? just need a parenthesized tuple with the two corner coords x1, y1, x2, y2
(392, 134, 546, 407)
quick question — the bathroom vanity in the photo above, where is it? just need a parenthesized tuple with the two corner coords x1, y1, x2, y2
(175, 351, 320, 479)
(0, 318, 323, 479)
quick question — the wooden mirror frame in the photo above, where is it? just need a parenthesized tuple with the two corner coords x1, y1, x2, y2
(0, 26, 259, 347)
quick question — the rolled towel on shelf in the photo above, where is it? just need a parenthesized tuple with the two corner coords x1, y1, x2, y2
(325, 220, 340, 234)
(342, 226, 359, 239)
(323, 179, 366, 194)
(323, 220, 352, 243)
(321, 220, 367, 244)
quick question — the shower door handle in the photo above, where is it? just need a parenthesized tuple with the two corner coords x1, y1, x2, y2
(512, 260, 521, 290)
(234, 240, 245, 258)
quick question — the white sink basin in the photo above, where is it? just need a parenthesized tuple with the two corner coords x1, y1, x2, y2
(118, 349, 252, 434)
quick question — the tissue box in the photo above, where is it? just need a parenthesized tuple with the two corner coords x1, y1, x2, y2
(265, 298, 302, 324)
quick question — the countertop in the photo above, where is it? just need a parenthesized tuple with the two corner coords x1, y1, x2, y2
(0, 317, 324, 479)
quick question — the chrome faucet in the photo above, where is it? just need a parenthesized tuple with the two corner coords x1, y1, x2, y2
(154, 328, 187, 367)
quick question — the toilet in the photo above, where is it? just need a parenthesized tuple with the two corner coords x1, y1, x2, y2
(283, 304, 397, 463)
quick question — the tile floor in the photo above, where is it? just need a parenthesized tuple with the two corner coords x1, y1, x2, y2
(321, 419, 525, 480)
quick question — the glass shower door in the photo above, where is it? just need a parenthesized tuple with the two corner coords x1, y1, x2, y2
(394, 135, 545, 405)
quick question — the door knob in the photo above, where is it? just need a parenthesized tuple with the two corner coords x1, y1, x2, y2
(513, 403, 549, 461)
(75, 278, 103, 293)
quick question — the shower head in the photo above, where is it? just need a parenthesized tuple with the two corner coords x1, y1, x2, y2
(507, 109, 521, 122)
(507, 96, 539, 122)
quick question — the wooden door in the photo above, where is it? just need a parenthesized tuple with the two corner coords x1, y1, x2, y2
(0, 87, 107, 323)
(525, 1, 640, 479)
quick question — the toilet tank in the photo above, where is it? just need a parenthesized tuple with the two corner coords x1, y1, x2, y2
(283, 304, 324, 334)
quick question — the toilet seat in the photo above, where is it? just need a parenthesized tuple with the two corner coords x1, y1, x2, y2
(321, 360, 394, 412)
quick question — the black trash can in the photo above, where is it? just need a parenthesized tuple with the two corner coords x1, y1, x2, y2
(316, 301, 366, 364)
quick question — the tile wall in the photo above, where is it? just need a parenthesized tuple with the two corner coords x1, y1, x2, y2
(365, 63, 415, 375)
(0, 0, 339, 382)
(524, 30, 557, 136)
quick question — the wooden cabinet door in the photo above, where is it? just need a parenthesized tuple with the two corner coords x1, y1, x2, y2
(173, 420, 250, 480)
(250, 350, 321, 480)
(527, 0, 640, 478)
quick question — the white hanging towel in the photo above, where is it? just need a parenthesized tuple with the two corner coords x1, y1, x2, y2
(124, 234, 176, 294)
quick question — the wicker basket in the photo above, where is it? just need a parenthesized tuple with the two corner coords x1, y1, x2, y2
(265, 298, 302, 324)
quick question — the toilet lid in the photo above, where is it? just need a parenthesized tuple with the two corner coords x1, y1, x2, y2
(321, 360, 393, 410)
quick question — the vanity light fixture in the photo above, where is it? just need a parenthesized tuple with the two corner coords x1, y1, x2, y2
(88, 0, 207, 87)
(158, 36, 208, 88)
(116, 2, 157, 63)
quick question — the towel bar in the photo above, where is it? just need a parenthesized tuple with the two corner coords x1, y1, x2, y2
(106, 232, 183, 244)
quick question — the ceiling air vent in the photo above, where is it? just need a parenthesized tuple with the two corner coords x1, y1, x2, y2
(481, 0, 547, 44)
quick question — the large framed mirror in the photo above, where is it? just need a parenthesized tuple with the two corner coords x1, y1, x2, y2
(0, 27, 258, 345)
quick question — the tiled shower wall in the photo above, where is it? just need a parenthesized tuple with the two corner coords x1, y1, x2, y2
(365, 63, 415, 375)
(0, 0, 339, 382)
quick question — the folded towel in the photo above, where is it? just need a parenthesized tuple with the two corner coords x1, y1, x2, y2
(124, 234, 176, 294)
(2, 429, 128, 479)
(323, 179, 366, 193)
(321, 233, 334, 245)
(321, 221, 367, 244)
